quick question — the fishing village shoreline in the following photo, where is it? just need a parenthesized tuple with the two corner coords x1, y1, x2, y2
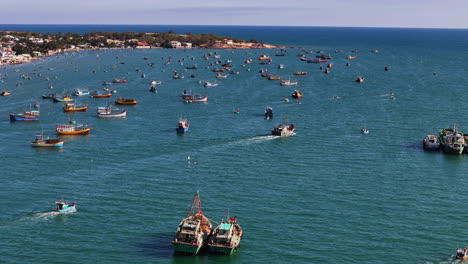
(0, 30, 286, 67)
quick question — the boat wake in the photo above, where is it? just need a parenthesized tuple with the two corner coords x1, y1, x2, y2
(34, 211, 60, 219)
(237, 135, 279, 145)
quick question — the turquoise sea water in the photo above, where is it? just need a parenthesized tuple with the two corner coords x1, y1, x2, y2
(2, 26, 468, 264)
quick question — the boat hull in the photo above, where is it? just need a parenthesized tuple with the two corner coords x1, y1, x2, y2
(57, 128, 91, 135)
(173, 242, 203, 255)
(91, 94, 112, 98)
(55, 206, 76, 213)
(9, 113, 39, 121)
(64, 106, 88, 112)
(31, 141, 64, 147)
(176, 127, 189, 133)
(208, 245, 238, 255)
(98, 110, 127, 118)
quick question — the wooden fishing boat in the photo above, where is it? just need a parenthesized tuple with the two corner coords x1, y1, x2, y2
(216, 74, 228, 79)
(112, 79, 127, 83)
(292, 90, 303, 99)
(184, 95, 208, 103)
(9, 108, 39, 121)
(272, 120, 296, 137)
(42, 93, 56, 99)
(54, 199, 76, 213)
(212, 68, 225, 72)
(293, 71, 308, 75)
(97, 106, 127, 118)
(91, 92, 112, 98)
(53, 95, 74, 102)
(176, 118, 190, 133)
(208, 217, 243, 255)
(63, 103, 88, 112)
(268, 76, 281, 80)
(455, 248, 468, 260)
(280, 80, 298, 86)
(172, 191, 212, 255)
(115, 98, 138, 105)
(31, 135, 64, 147)
(258, 55, 270, 60)
(1, 90, 11, 96)
(346, 56, 357, 59)
(56, 123, 91, 135)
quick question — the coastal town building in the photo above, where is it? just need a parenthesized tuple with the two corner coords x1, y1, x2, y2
(29, 37, 44, 44)
(1, 47, 15, 58)
(136, 42, 150, 49)
(182, 42, 192, 48)
(169, 41, 181, 48)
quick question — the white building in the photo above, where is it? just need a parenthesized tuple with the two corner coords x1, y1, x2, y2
(1, 47, 16, 58)
(29, 37, 44, 44)
(169, 41, 181, 48)
(182, 42, 192, 48)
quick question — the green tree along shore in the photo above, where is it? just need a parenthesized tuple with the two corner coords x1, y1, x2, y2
(1, 31, 257, 55)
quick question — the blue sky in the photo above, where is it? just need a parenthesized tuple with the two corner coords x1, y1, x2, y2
(2, 0, 468, 28)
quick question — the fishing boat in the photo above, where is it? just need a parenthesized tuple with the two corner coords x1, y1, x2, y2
(56, 122, 91, 135)
(184, 95, 208, 103)
(280, 80, 298, 86)
(293, 71, 308, 75)
(172, 191, 212, 255)
(74, 89, 90, 96)
(268, 76, 281, 80)
(112, 79, 127, 83)
(173, 74, 185, 79)
(264, 106, 273, 120)
(115, 98, 138, 105)
(346, 56, 357, 59)
(212, 68, 225, 72)
(307, 59, 328, 63)
(150, 80, 162, 85)
(278, 64, 285, 69)
(456, 248, 468, 260)
(31, 135, 64, 147)
(176, 118, 190, 133)
(54, 199, 76, 214)
(258, 55, 270, 60)
(42, 93, 56, 99)
(149, 86, 158, 92)
(361, 128, 369, 134)
(216, 74, 228, 79)
(1, 90, 11, 96)
(422, 134, 440, 150)
(292, 90, 303, 99)
(63, 103, 88, 112)
(9, 108, 40, 121)
(272, 121, 296, 137)
(204, 82, 219, 87)
(53, 95, 74, 102)
(91, 92, 112, 98)
(355, 76, 364, 83)
(439, 126, 465, 155)
(97, 105, 127, 118)
(208, 217, 243, 255)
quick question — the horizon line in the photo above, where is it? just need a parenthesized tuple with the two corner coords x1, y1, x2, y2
(1, 24, 468, 30)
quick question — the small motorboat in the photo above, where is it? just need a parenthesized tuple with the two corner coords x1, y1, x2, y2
(1, 91, 11, 96)
(355, 76, 364, 83)
(91, 92, 112, 98)
(293, 71, 308, 75)
(150, 80, 162, 85)
(183, 95, 208, 103)
(97, 106, 127, 118)
(280, 80, 298, 86)
(149, 86, 158, 93)
(361, 128, 369, 134)
(216, 74, 228, 79)
(292, 90, 303, 99)
(272, 122, 295, 137)
(176, 118, 190, 133)
(74, 89, 90, 96)
(423, 134, 440, 150)
(31, 135, 64, 147)
(42, 94, 56, 99)
(54, 200, 76, 214)
(204, 82, 219, 87)
(53, 95, 74, 102)
(115, 98, 138, 105)
(268, 76, 281, 80)
(346, 56, 357, 59)
(264, 106, 273, 120)
(113, 79, 127, 83)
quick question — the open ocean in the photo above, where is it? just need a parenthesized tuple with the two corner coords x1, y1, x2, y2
(1, 25, 468, 264)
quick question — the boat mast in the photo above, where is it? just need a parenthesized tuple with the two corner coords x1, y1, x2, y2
(186, 191, 203, 217)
